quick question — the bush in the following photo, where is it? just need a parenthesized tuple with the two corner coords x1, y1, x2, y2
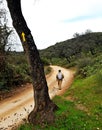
(0, 53, 31, 90)
(0, 63, 14, 90)
(75, 54, 102, 78)
(95, 70, 102, 93)
(41, 57, 50, 66)
(10, 63, 31, 86)
(76, 57, 93, 78)
(65, 62, 77, 68)
(96, 70, 102, 86)
(44, 66, 51, 75)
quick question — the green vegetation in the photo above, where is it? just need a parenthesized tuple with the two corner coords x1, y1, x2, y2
(0, 51, 51, 90)
(17, 124, 34, 130)
(18, 31, 102, 130)
(0, 21, 51, 90)
(76, 54, 102, 78)
(44, 66, 52, 75)
(0, 52, 31, 90)
(18, 80, 102, 130)
(1, 25, 102, 129)
(1, 0, 101, 128)
(1, 29, 102, 90)
(40, 32, 102, 67)
(18, 71, 102, 130)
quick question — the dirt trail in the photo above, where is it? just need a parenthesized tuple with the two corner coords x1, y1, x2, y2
(0, 66, 74, 130)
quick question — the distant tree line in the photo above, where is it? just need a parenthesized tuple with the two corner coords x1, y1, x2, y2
(40, 32, 102, 63)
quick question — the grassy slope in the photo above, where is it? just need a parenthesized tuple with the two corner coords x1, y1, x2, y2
(18, 72, 102, 130)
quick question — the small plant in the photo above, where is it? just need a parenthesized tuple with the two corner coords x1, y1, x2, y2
(44, 66, 51, 75)
(94, 70, 102, 93)
(95, 70, 102, 86)
(17, 123, 34, 130)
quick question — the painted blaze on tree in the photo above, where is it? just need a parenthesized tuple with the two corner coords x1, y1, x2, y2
(6, 0, 58, 125)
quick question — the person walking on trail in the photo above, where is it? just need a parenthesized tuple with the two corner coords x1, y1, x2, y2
(56, 70, 64, 90)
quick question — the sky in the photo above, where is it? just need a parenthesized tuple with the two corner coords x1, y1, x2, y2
(3, 0, 102, 50)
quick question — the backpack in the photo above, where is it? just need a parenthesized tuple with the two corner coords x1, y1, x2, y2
(56, 72, 64, 80)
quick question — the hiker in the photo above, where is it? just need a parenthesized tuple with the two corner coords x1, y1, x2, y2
(56, 70, 64, 90)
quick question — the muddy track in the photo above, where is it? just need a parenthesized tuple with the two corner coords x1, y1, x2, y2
(0, 66, 74, 130)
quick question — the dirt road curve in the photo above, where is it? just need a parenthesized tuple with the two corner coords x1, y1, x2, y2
(0, 66, 74, 130)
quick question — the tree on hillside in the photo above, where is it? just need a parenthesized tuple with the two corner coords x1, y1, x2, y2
(0, 2, 12, 79)
(85, 29, 92, 34)
(6, 0, 58, 125)
(0, 25, 11, 70)
(73, 32, 80, 38)
(0, 25, 12, 53)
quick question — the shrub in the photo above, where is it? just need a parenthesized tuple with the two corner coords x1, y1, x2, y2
(0, 63, 14, 90)
(41, 57, 50, 66)
(76, 57, 93, 78)
(44, 66, 51, 75)
(0, 56, 31, 90)
(95, 70, 102, 93)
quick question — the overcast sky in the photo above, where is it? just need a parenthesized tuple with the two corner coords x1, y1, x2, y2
(4, 0, 102, 50)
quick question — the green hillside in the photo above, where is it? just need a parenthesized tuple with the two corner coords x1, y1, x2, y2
(40, 32, 102, 66)
(18, 32, 102, 130)
(1, 32, 102, 91)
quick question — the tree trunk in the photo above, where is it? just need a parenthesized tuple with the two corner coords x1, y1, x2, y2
(6, 0, 58, 125)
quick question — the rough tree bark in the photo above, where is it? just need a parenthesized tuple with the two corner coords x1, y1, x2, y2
(6, 0, 58, 125)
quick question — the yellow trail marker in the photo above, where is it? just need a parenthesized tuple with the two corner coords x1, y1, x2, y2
(21, 32, 26, 42)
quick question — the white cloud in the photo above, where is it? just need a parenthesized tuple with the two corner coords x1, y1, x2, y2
(6, 0, 102, 49)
